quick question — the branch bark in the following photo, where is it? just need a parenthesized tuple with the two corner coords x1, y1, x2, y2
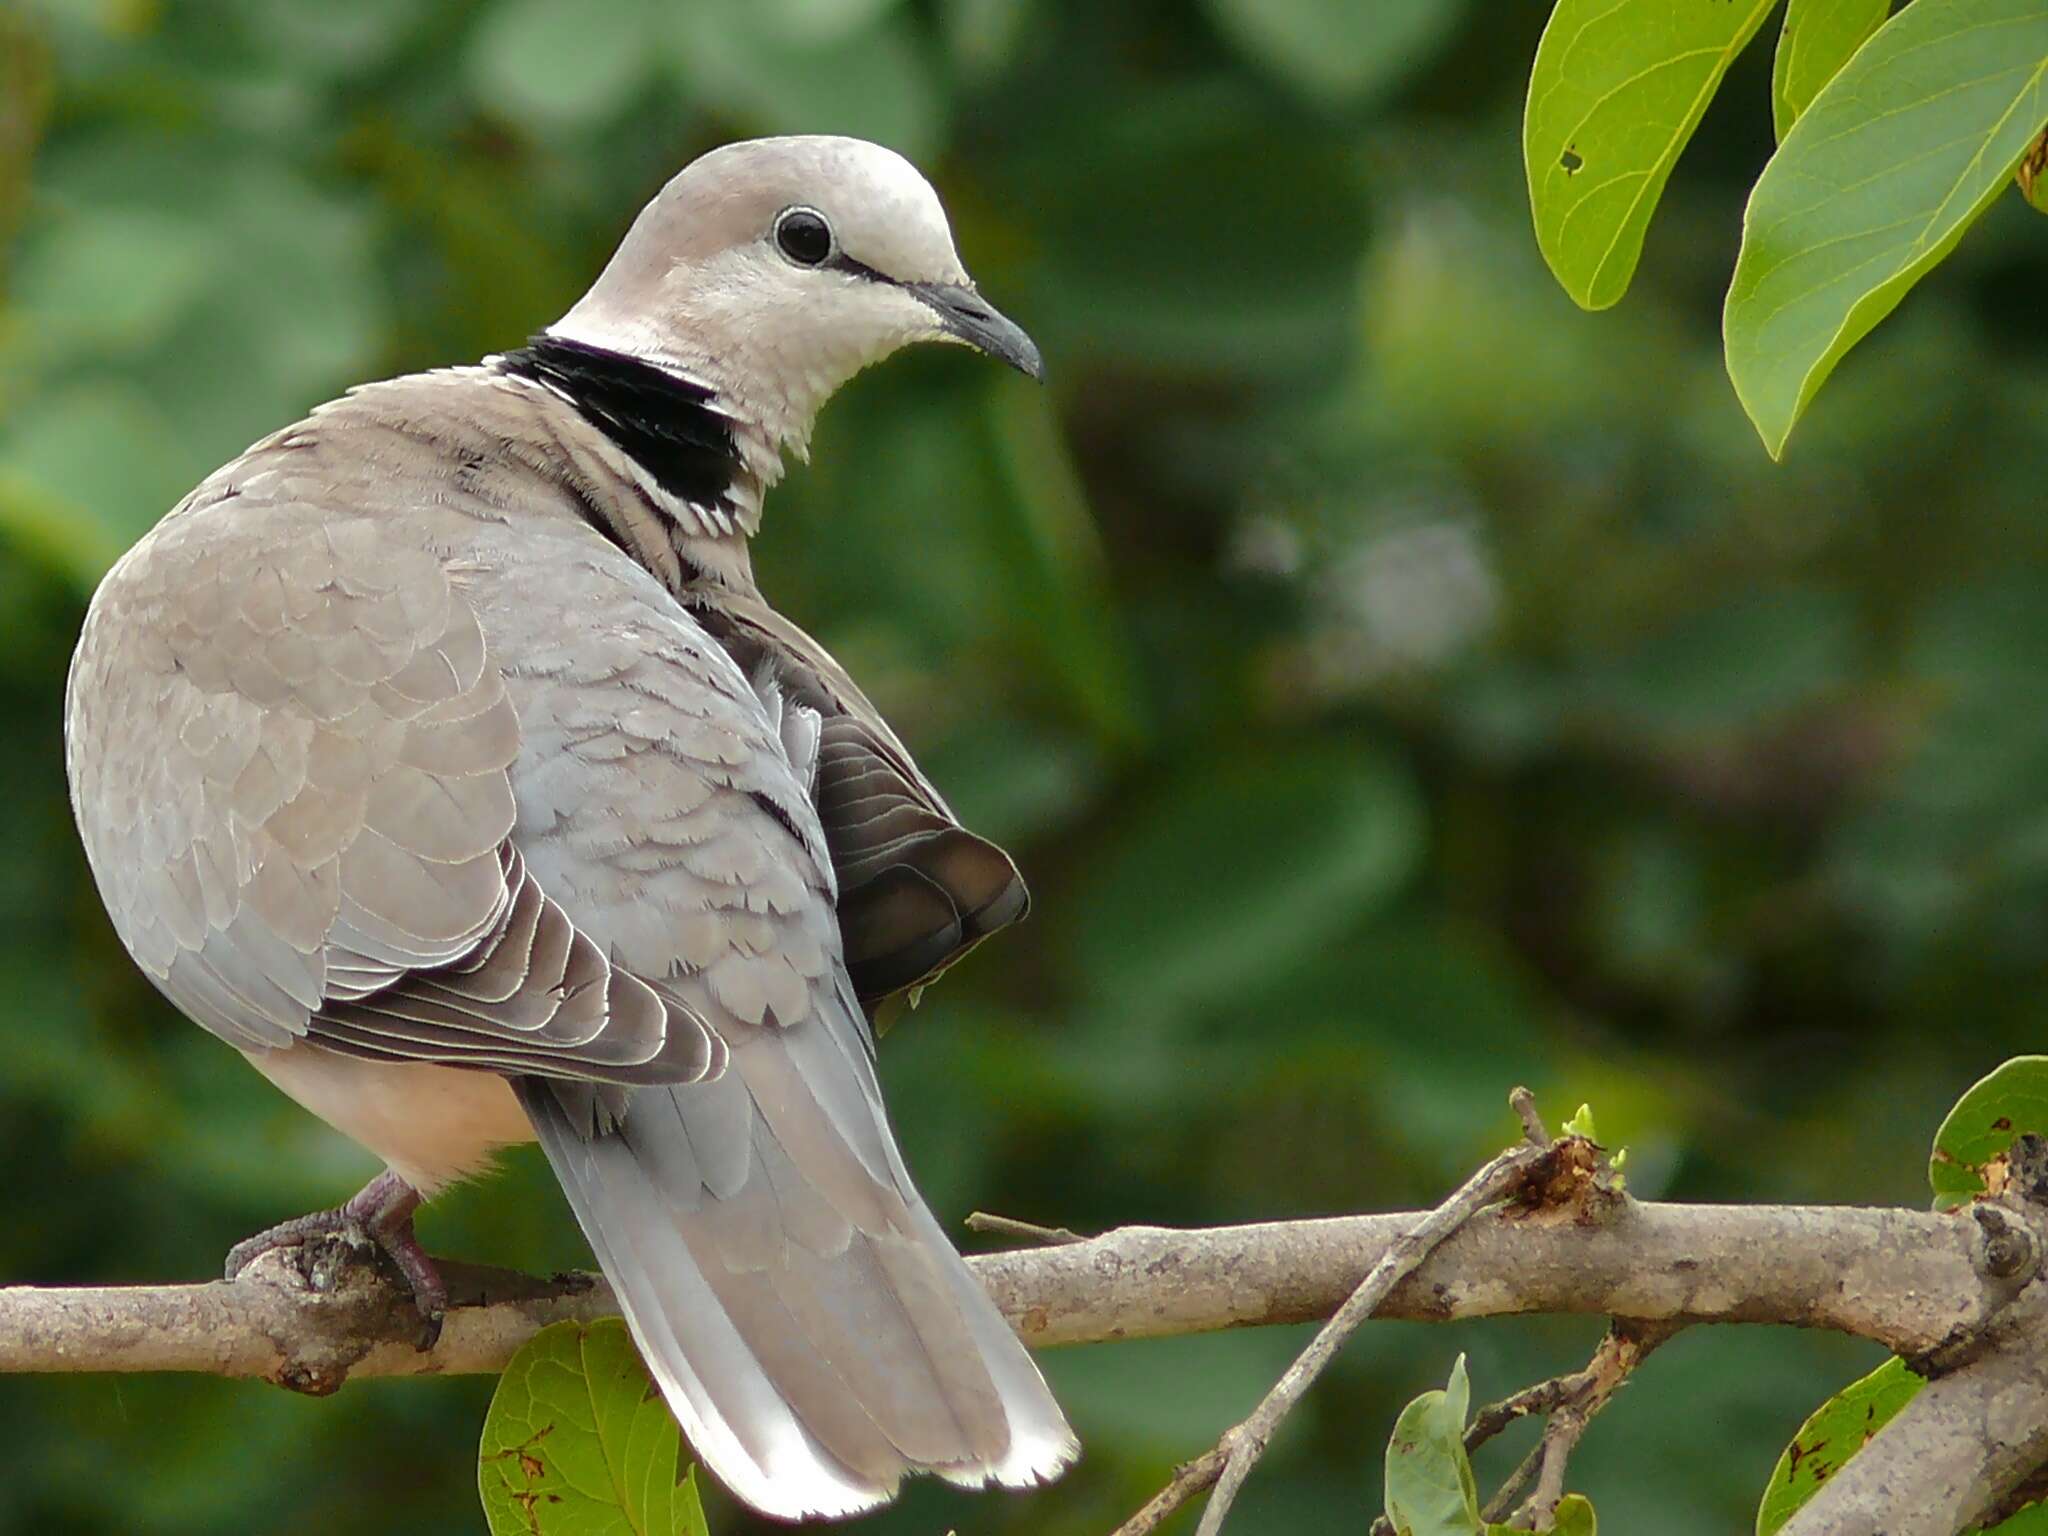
(1781, 1197, 2048, 1536)
(0, 1200, 1995, 1386)
(6, 1190, 2045, 1532)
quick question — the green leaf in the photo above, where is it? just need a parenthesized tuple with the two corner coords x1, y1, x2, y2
(2021, 125, 2048, 211)
(1523, 0, 1776, 310)
(1755, 1357, 1922, 1535)
(1202, 0, 1464, 111)
(1725, 0, 2048, 458)
(1929, 1056, 2048, 1210)
(1771, 0, 1890, 142)
(479, 1319, 709, 1536)
(1549, 1494, 1599, 1536)
(1561, 1103, 1598, 1141)
(1384, 1354, 1481, 1536)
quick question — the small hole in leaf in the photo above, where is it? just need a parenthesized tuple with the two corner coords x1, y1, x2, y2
(1560, 147, 1583, 174)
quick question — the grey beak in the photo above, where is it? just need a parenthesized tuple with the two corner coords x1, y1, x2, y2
(906, 283, 1043, 381)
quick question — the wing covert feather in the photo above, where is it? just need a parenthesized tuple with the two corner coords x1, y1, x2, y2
(684, 590, 1029, 1005)
(66, 478, 717, 1083)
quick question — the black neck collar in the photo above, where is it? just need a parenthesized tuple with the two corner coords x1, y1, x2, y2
(497, 334, 743, 517)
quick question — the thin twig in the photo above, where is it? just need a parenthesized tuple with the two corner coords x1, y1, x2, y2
(1370, 1319, 1678, 1533)
(1478, 1442, 1546, 1528)
(1363, 1323, 1651, 1536)
(1365, 1370, 1589, 1533)
(1501, 1319, 1679, 1529)
(1466, 1374, 1583, 1455)
(1521, 1414, 1581, 1526)
(1511, 1085, 1550, 1149)
(1109, 1446, 1227, 1536)
(964, 1211, 1086, 1246)
(1116, 1089, 1560, 1536)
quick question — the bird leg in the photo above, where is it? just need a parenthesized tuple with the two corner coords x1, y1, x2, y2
(224, 1169, 447, 1344)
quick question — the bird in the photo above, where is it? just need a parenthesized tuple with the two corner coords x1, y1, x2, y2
(63, 134, 1076, 1521)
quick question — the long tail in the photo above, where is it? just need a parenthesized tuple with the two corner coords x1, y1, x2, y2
(515, 988, 1075, 1521)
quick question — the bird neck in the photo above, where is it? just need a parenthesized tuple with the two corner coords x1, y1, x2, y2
(493, 333, 779, 601)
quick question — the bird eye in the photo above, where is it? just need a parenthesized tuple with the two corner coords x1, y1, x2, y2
(774, 207, 834, 268)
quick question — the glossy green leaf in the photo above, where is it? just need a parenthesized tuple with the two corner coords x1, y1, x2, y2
(1524, 0, 1775, 310)
(1382, 1358, 1595, 1536)
(1755, 1358, 1922, 1535)
(1725, 0, 2048, 458)
(1760, 1357, 2048, 1534)
(479, 1319, 709, 1536)
(1548, 1494, 1598, 1536)
(1929, 1056, 2048, 1210)
(1384, 1355, 1480, 1536)
(1771, 0, 1890, 141)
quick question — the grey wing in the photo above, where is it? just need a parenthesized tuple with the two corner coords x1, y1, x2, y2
(692, 591, 1029, 1005)
(478, 549, 1073, 1518)
(64, 485, 718, 1086)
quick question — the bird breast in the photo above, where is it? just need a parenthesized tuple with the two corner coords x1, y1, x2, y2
(246, 1045, 535, 1195)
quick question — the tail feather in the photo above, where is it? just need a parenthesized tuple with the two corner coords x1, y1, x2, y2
(515, 995, 1076, 1522)
(515, 1104, 871, 1516)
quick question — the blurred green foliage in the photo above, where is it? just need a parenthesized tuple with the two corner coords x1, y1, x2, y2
(2, 1, 2047, 1533)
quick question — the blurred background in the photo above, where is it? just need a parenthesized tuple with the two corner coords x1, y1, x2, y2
(4, 1, 2047, 1532)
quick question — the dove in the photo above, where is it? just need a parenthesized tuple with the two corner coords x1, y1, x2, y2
(64, 135, 1074, 1520)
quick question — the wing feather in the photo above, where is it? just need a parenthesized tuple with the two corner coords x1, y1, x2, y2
(66, 491, 717, 1084)
(681, 592, 1029, 1005)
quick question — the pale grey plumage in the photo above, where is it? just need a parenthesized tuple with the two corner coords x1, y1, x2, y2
(65, 135, 1073, 1521)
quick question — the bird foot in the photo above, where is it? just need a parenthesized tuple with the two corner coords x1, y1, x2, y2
(225, 1169, 446, 1349)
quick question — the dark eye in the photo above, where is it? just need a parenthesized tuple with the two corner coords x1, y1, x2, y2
(774, 207, 833, 268)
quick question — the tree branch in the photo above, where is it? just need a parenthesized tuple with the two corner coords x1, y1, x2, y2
(1491, 1319, 1679, 1529)
(1781, 1189, 2048, 1536)
(1779, 1298, 2048, 1536)
(0, 1201, 1995, 1389)
(5, 1173, 2042, 1532)
(1360, 1317, 1679, 1536)
(1155, 1093, 1561, 1536)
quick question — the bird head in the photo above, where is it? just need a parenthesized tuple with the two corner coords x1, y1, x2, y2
(550, 136, 1040, 460)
